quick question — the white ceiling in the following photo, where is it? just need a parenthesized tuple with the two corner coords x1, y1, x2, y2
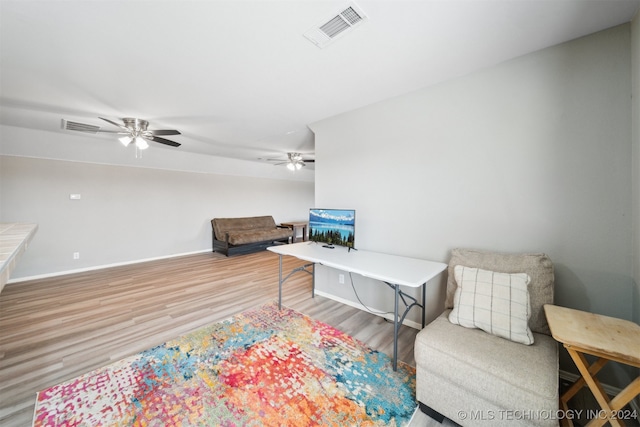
(1, 0, 638, 166)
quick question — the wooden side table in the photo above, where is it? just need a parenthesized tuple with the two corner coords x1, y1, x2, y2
(544, 304, 640, 427)
(280, 222, 308, 243)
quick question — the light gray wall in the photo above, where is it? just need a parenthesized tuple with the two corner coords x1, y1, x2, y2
(1, 153, 314, 279)
(632, 13, 639, 326)
(310, 24, 635, 387)
(631, 11, 640, 399)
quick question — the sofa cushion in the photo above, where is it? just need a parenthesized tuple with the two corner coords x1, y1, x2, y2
(445, 248, 554, 335)
(449, 266, 534, 345)
(212, 216, 278, 240)
(226, 228, 293, 245)
(415, 311, 558, 418)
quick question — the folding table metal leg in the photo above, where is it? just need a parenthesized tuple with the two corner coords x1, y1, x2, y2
(385, 281, 425, 371)
(393, 284, 399, 371)
(278, 254, 283, 309)
(276, 254, 314, 310)
(422, 283, 426, 328)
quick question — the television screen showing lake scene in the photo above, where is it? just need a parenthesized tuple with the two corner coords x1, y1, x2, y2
(308, 209, 355, 248)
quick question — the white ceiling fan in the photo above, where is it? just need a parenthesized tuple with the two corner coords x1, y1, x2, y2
(62, 117, 181, 150)
(266, 152, 315, 170)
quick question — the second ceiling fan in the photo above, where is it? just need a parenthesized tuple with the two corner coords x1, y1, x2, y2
(269, 152, 315, 170)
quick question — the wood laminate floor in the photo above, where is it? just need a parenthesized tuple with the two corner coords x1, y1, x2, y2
(0, 251, 444, 426)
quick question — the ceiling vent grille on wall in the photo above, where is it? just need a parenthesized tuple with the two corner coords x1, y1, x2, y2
(61, 119, 100, 133)
(304, 2, 367, 48)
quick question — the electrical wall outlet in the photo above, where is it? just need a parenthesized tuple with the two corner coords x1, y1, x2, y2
(339, 274, 345, 284)
(73, 252, 80, 260)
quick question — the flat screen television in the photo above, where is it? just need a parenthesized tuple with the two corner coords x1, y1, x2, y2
(308, 208, 356, 248)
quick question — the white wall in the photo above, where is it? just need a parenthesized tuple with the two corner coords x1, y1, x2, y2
(0, 127, 315, 279)
(311, 24, 634, 386)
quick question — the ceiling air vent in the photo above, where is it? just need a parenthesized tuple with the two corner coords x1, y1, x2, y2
(304, 2, 367, 48)
(61, 119, 100, 133)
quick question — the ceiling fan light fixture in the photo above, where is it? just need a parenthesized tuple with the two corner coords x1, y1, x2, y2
(118, 136, 133, 147)
(135, 136, 149, 150)
(286, 160, 304, 171)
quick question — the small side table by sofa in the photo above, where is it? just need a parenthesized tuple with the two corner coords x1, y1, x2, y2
(544, 304, 640, 427)
(280, 222, 308, 243)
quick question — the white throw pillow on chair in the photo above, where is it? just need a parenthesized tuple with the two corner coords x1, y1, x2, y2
(449, 265, 534, 345)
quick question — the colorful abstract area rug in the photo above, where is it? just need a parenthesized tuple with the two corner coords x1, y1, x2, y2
(33, 302, 417, 426)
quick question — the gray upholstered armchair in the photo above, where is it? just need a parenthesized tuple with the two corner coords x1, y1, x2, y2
(415, 248, 559, 426)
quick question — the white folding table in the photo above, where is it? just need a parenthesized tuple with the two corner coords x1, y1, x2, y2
(267, 242, 447, 370)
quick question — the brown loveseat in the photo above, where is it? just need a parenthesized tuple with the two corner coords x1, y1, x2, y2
(211, 216, 293, 256)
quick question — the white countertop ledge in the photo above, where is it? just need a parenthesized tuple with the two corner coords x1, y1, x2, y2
(0, 223, 38, 293)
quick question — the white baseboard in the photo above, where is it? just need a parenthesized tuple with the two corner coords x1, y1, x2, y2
(560, 370, 640, 412)
(314, 289, 422, 330)
(7, 249, 212, 284)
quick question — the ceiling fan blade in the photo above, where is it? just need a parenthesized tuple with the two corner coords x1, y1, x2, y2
(149, 129, 181, 136)
(147, 135, 181, 147)
(264, 156, 314, 164)
(62, 119, 126, 134)
(98, 117, 129, 131)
